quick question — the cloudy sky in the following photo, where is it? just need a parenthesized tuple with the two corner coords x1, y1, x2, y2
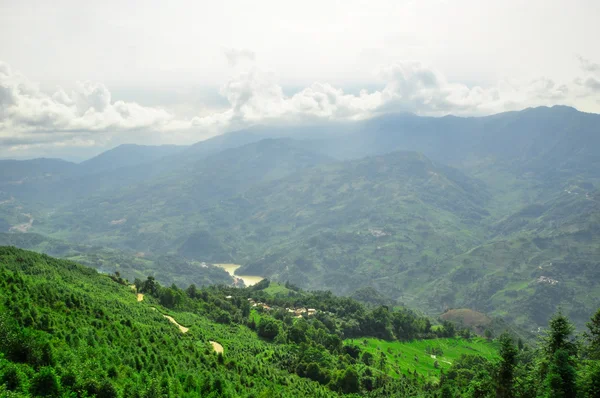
(1, 0, 599, 160)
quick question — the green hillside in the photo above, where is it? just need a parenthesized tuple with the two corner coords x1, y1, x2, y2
(2, 247, 600, 397)
(345, 337, 499, 382)
(0, 232, 233, 288)
(0, 247, 409, 397)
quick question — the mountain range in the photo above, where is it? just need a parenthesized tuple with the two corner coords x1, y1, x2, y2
(1, 105, 599, 331)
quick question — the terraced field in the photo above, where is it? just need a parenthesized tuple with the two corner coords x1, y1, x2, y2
(345, 337, 499, 382)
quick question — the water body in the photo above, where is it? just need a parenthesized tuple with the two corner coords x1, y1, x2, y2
(214, 263, 264, 287)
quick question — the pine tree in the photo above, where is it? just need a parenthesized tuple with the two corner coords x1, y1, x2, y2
(496, 332, 518, 398)
(585, 308, 600, 359)
(545, 349, 577, 398)
(544, 311, 576, 358)
(542, 312, 578, 398)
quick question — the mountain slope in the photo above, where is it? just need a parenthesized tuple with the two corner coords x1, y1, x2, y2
(39, 138, 333, 252)
(78, 143, 187, 175)
(229, 151, 490, 293)
(0, 232, 233, 288)
(39, 149, 491, 300)
(1, 247, 494, 396)
(0, 247, 338, 397)
(423, 187, 600, 329)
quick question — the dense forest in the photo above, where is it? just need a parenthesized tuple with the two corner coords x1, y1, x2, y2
(1, 247, 599, 397)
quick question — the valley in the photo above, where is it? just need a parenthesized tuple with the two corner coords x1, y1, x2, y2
(214, 263, 264, 287)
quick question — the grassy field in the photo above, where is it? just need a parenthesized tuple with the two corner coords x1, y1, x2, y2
(345, 337, 499, 382)
(262, 282, 296, 296)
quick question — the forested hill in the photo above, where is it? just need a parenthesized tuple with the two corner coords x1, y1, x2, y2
(1, 247, 600, 397)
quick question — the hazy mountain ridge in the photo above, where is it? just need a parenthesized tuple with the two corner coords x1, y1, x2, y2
(78, 143, 187, 175)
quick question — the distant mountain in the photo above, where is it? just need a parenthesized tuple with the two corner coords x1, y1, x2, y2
(181, 123, 356, 159)
(78, 143, 187, 175)
(39, 138, 333, 252)
(0, 144, 189, 205)
(0, 158, 76, 184)
(40, 149, 490, 297)
(230, 150, 490, 292)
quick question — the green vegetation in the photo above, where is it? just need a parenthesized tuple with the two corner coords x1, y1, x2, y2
(2, 247, 600, 397)
(344, 337, 498, 382)
(0, 232, 233, 288)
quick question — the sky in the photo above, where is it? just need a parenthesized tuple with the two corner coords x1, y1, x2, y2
(1, 0, 599, 160)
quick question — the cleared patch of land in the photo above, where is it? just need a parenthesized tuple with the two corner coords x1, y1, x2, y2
(137, 293, 144, 302)
(163, 314, 189, 333)
(210, 341, 224, 353)
(9, 213, 34, 233)
(345, 337, 498, 382)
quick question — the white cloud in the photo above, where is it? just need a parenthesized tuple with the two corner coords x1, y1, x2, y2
(0, 61, 174, 141)
(1, 52, 599, 158)
(578, 55, 600, 74)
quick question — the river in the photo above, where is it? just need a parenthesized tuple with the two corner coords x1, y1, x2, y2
(214, 263, 264, 287)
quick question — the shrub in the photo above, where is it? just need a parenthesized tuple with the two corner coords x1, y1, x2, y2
(29, 367, 60, 397)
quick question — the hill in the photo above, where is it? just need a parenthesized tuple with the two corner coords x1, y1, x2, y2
(38, 149, 490, 295)
(439, 309, 493, 335)
(0, 232, 233, 288)
(37, 138, 333, 251)
(0, 247, 487, 396)
(232, 150, 489, 293)
(2, 247, 599, 397)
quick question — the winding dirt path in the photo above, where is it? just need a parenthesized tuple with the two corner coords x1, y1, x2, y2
(163, 315, 189, 333)
(131, 292, 224, 354)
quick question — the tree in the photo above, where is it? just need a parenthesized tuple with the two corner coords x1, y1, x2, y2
(545, 349, 577, 398)
(441, 383, 454, 398)
(336, 367, 360, 394)
(141, 276, 158, 296)
(288, 319, 308, 344)
(544, 311, 576, 358)
(0, 363, 26, 392)
(378, 351, 386, 371)
(496, 332, 518, 398)
(257, 317, 279, 340)
(362, 351, 374, 366)
(442, 320, 456, 338)
(241, 300, 251, 318)
(186, 284, 198, 299)
(98, 379, 119, 398)
(542, 312, 578, 398)
(578, 361, 600, 398)
(585, 308, 600, 359)
(484, 329, 493, 340)
(29, 367, 60, 397)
